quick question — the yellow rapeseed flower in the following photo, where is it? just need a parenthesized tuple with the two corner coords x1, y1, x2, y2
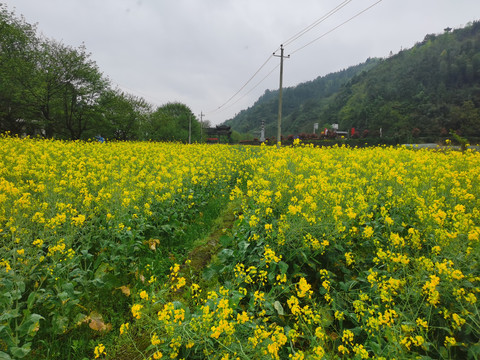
(94, 343, 106, 358)
(153, 350, 163, 359)
(131, 304, 143, 319)
(119, 322, 129, 335)
(151, 332, 161, 346)
(139, 290, 149, 300)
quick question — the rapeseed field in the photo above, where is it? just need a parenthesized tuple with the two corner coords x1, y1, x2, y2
(1, 136, 479, 359)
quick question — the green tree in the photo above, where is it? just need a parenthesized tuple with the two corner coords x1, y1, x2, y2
(449, 100, 480, 136)
(143, 102, 200, 142)
(29, 39, 109, 139)
(0, 4, 38, 134)
(1, 5, 159, 140)
(98, 89, 151, 140)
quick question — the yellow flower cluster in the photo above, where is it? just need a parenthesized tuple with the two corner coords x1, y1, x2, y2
(93, 343, 106, 358)
(131, 304, 143, 319)
(0, 258, 11, 273)
(3, 137, 480, 359)
(169, 263, 187, 292)
(1, 137, 244, 277)
(262, 245, 282, 265)
(423, 274, 441, 307)
(222, 144, 480, 358)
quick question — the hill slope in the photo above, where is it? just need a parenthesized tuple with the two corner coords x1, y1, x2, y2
(223, 58, 380, 138)
(225, 21, 480, 141)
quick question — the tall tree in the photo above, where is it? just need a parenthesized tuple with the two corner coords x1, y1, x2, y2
(30, 39, 109, 139)
(143, 102, 201, 142)
(98, 89, 151, 140)
(0, 4, 38, 134)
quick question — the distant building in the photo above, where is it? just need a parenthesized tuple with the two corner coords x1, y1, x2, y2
(205, 125, 232, 143)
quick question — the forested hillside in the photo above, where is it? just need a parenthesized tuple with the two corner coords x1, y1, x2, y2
(225, 21, 480, 142)
(224, 58, 380, 137)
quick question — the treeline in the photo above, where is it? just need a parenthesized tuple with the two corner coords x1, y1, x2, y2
(0, 5, 202, 142)
(225, 21, 480, 143)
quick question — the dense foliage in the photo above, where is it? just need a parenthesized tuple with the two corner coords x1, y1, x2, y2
(1, 137, 479, 359)
(225, 21, 480, 143)
(0, 5, 201, 142)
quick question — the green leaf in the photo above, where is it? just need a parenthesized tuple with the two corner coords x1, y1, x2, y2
(10, 342, 31, 359)
(26, 292, 35, 310)
(0, 309, 20, 321)
(231, 291, 244, 305)
(238, 241, 250, 253)
(62, 282, 75, 293)
(278, 261, 289, 274)
(17, 313, 44, 338)
(15, 280, 26, 294)
(0, 351, 12, 360)
(52, 315, 68, 334)
(468, 343, 480, 359)
(172, 301, 184, 309)
(203, 264, 220, 281)
(439, 347, 449, 359)
(218, 249, 234, 265)
(94, 262, 113, 279)
(220, 235, 233, 247)
(367, 340, 382, 354)
(58, 291, 69, 302)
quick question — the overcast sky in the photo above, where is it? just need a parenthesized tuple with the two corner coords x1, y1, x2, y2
(5, 0, 480, 124)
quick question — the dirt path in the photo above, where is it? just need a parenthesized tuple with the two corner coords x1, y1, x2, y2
(186, 202, 237, 271)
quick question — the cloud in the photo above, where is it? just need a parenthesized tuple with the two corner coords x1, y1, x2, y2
(7, 0, 480, 124)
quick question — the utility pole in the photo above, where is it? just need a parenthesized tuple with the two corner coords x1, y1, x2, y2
(260, 119, 265, 142)
(199, 111, 204, 141)
(273, 45, 289, 148)
(188, 114, 192, 144)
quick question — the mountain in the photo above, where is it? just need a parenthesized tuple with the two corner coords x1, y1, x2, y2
(223, 58, 380, 138)
(224, 21, 480, 142)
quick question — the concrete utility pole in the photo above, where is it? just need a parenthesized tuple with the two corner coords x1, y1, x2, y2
(273, 45, 289, 148)
(260, 119, 265, 142)
(188, 114, 192, 144)
(199, 111, 204, 141)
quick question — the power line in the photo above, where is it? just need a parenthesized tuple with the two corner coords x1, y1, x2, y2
(282, 0, 353, 47)
(206, 54, 274, 114)
(215, 64, 280, 115)
(207, 2, 355, 115)
(232, 64, 280, 106)
(290, 0, 384, 55)
(207, 0, 383, 118)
